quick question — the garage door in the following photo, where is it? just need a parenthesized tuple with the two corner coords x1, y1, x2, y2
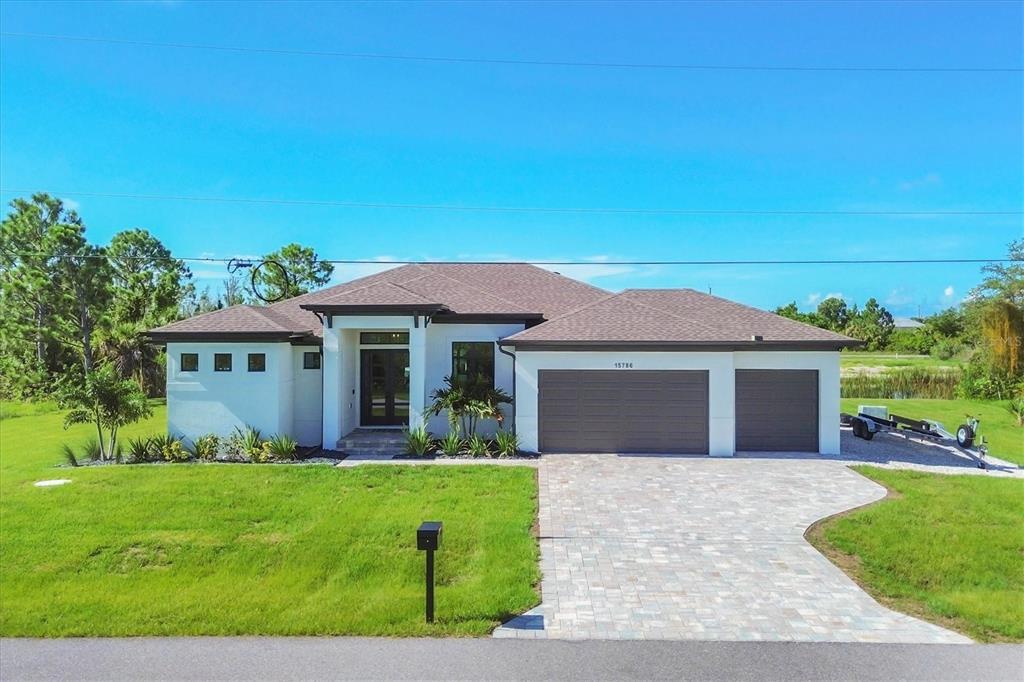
(735, 369, 819, 452)
(538, 370, 709, 454)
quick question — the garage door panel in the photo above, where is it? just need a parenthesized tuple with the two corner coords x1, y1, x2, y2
(735, 369, 818, 452)
(538, 370, 709, 454)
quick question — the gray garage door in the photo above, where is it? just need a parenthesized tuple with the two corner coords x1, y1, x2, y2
(735, 369, 819, 452)
(538, 370, 709, 454)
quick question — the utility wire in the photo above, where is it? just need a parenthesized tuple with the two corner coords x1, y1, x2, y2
(7, 253, 1014, 265)
(1, 189, 1017, 217)
(2, 31, 1021, 74)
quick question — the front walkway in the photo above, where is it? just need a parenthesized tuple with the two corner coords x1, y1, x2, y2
(494, 455, 970, 643)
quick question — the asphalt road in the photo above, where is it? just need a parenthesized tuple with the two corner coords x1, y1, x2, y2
(1, 638, 1021, 681)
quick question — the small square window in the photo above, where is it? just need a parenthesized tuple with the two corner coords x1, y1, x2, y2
(248, 353, 266, 372)
(180, 353, 198, 372)
(214, 353, 232, 372)
(452, 342, 495, 386)
(303, 351, 321, 369)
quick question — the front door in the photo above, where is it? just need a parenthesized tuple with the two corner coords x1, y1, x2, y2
(360, 349, 410, 426)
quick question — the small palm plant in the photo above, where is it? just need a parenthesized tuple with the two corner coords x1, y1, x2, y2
(494, 430, 519, 458)
(466, 433, 491, 458)
(229, 426, 265, 461)
(1006, 395, 1024, 427)
(266, 434, 298, 461)
(405, 425, 433, 457)
(126, 436, 156, 463)
(427, 374, 512, 436)
(437, 431, 463, 457)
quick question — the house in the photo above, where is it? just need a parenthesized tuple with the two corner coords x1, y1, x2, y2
(148, 263, 859, 455)
(893, 317, 925, 330)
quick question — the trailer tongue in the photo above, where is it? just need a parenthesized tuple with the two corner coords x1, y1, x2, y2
(843, 405, 989, 469)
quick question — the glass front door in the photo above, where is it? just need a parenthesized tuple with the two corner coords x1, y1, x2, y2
(360, 349, 410, 426)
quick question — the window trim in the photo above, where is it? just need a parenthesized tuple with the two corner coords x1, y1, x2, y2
(214, 353, 233, 372)
(180, 352, 199, 373)
(451, 341, 496, 387)
(247, 353, 266, 372)
(303, 351, 321, 370)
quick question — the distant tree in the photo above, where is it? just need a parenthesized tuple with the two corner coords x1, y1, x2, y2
(816, 297, 851, 332)
(254, 243, 334, 301)
(972, 238, 1023, 307)
(845, 298, 894, 351)
(923, 307, 966, 340)
(221, 273, 250, 307)
(773, 302, 821, 326)
(0, 194, 112, 397)
(107, 229, 192, 327)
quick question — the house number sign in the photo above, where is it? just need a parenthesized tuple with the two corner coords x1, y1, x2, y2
(613, 362, 634, 369)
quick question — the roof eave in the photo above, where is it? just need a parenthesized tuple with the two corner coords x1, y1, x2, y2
(298, 303, 449, 314)
(499, 339, 863, 351)
(146, 331, 315, 344)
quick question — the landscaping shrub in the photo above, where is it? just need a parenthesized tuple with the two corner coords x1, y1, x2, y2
(60, 443, 79, 468)
(151, 434, 190, 462)
(466, 434, 491, 458)
(191, 434, 220, 461)
(437, 431, 463, 457)
(494, 430, 519, 458)
(841, 368, 961, 399)
(930, 338, 962, 360)
(404, 426, 433, 457)
(228, 426, 265, 461)
(266, 434, 298, 461)
(1006, 396, 1024, 426)
(956, 362, 1018, 400)
(126, 436, 157, 463)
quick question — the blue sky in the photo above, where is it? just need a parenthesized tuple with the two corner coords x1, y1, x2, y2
(1, 0, 1021, 317)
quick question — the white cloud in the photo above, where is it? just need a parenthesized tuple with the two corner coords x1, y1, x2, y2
(61, 198, 81, 212)
(943, 285, 955, 298)
(885, 288, 915, 307)
(823, 292, 845, 302)
(806, 292, 822, 305)
(898, 172, 942, 192)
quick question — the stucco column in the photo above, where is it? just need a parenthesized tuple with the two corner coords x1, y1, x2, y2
(408, 323, 427, 428)
(321, 320, 342, 447)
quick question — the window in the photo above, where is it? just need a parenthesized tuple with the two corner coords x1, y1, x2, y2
(303, 351, 321, 369)
(180, 353, 198, 372)
(248, 353, 266, 372)
(360, 331, 409, 345)
(452, 342, 495, 386)
(214, 353, 232, 372)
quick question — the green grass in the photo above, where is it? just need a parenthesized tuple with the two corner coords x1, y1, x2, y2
(809, 467, 1024, 642)
(841, 397, 1024, 466)
(840, 352, 961, 370)
(0, 402, 539, 637)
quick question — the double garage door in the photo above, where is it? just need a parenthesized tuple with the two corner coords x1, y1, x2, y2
(537, 369, 818, 454)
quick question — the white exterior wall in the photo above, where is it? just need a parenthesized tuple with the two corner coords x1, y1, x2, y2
(423, 323, 522, 436)
(735, 350, 841, 455)
(291, 346, 323, 446)
(513, 349, 841, 456)
(320, 316, 524, 446)
(166, 342, 296, 444)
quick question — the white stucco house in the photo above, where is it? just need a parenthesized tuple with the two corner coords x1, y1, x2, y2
(148, 263, 859, 455)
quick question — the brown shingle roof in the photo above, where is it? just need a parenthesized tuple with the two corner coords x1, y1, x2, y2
(148, 263, 607, 339)
(501, 289, 859, 347)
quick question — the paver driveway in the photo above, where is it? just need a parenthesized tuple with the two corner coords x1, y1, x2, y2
(494, 455, 969, 643)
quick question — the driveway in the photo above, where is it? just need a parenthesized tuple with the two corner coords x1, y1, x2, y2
(494, 455, 970, 643)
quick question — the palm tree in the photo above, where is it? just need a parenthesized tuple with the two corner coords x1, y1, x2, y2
(95, 321, 163, 396)
(427, 374, 512, 436)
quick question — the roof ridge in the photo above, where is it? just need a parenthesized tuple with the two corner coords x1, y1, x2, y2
(315, 277, 439, 305)
(624, 294, 737, 338)
(519, 289, 624, 326)
(271, 263, 417, 308)
(425, 266, 532, 313)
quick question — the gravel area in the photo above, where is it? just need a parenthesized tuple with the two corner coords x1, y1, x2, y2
(829, 428, 1022, 478)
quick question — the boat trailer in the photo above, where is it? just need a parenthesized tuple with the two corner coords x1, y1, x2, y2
(842, 405, 989, 469)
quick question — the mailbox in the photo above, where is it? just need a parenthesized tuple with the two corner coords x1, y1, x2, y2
(417, 521, 442, 551)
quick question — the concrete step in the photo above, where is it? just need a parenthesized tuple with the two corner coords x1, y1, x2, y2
(337, 429, 407, 456)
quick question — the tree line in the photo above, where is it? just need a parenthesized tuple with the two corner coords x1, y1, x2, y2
(775, 239, 1024, 400)
(0, 192, 334, 401)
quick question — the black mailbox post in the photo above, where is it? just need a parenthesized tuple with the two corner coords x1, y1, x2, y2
(417, 521, 442, 623)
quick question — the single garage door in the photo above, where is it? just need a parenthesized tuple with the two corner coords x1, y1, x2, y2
(538, 370, 709, 454)
(735, 369, 819, 452)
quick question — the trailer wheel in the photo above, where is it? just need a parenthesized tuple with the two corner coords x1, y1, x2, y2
(851, 419, 863, 438)
(956, 424, 974, 448)
(861, 425, 874, 441)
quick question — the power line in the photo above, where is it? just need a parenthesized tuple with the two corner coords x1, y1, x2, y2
(1, 189, 1018, 217)
(7, 253, 1014, 266)
(2, 31, 1020, 74)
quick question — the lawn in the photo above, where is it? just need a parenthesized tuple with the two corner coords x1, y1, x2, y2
(0, 401, 539, 637)
(840, 351, 961, 370)
(808, 467, 1024, 642)
(840, 397, 1024, 466)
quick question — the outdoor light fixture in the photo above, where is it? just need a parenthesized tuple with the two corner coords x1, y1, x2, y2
(417, 521, 443, 623)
